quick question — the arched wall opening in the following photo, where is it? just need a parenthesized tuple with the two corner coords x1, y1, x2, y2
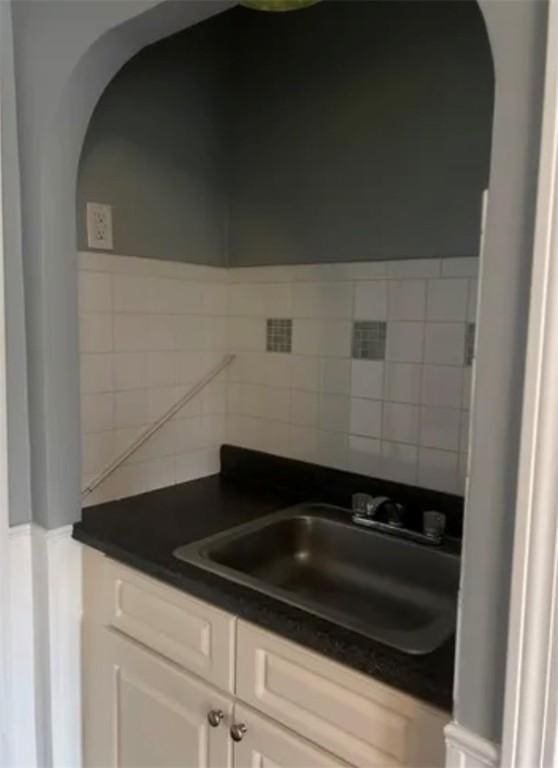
(75, 0, 494, 516)
(8, 0, 547, 754)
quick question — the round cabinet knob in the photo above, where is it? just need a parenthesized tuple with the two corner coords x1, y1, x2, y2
(207, 709, 224, 727)
(230, 723, 247, 742)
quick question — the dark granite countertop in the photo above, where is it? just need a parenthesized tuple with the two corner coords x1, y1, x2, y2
(74, 446, 461, 712)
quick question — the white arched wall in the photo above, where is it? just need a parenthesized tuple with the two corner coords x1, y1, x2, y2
(7, 0, 547, 752)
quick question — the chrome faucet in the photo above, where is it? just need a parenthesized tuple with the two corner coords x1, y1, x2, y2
(351, 493, 445, 546)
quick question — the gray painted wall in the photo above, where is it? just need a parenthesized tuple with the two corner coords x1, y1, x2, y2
(77, 2, 493, 266)
(229, 1, 493, 265)
(77, 13, 230, 266)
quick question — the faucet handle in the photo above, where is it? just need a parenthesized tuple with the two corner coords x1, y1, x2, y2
(423, 510, 446, 541)
(352, 494, 392, 518)
(352, 493, 376, 517)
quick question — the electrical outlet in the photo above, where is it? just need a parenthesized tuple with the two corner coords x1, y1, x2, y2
(86, 202, 113, 250)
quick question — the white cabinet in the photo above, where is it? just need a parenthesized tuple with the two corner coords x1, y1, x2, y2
(82, 550, 448, 768)
(232, 704, 348, 768)
(83, 623, 233, 768)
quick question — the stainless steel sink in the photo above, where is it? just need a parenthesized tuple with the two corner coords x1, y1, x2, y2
(174, 503, 460, 655)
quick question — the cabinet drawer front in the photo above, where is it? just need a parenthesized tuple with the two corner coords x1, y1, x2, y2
(85, 550, 235, 692)
(236, 622, 447, 768)
(232, 703, 349, 768)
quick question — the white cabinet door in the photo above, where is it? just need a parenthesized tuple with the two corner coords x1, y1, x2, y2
(83, 623, 233, 768)
(232, 704, 349, 768)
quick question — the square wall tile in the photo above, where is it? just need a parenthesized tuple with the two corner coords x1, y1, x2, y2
(291, 390, 319, 427)
(293, 319, 351, 357)
(384, 363, 422, 404)
(114, 389, 150, 429)
(259, 284, 292, 317)
(79, 313, 113, 353)
(292, 282, 352, 319)
(290, 355, 320, 392)
(80, 354, 113, 394)
(426, 279, 468, 321)
(264, 387, 291, 423)
(288, 424, 318, 462)
(113, 314, 150, 352)
(350, 398, 382, 438)
(351, 360, 384, 400)
(352, 321, 386, 360)
(386, 322, 424, 363)
(319, 394, 350, 433)
(263, 352, 292, 388)
(418, 448, 458, 494)
(317, 430, 348, 470)
(382, 402, 419, 444)
(421, 365, 463, 408)
(228, 283, 264, 317)
(388, 280, 426, 321)
(146, 351, 176, 388)
(202, 283, 228, 316)
(113, 352, 147, 391)
(354, 281, 387, 320)
(424, 323, 465, 366)
(113, 274, 150, 313)
(228, 317, 265, 352)
(348, 435, 381, 476)
(420, 406, 461, 451)
(149, 315, 176, 351)
(78, 272, 112, 313)
(380, 441, 418, 485)
(266, 318, 292, 353)
(81, 393, 114, 434)
(260, 419, 290, 456)
(321, 358, 351, 395)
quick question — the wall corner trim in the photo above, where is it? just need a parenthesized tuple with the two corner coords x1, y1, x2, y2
(445, 721, 500, 768)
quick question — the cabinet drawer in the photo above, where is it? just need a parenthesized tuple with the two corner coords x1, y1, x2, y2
(236, 621, 447, 768)
(83, 548, 236, 692)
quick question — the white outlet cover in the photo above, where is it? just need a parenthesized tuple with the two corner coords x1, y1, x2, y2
(86, 202, 113, 250)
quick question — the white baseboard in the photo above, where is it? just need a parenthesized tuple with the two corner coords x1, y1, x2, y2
(8, 522, 82, 768)
(445, 721, 500, 768)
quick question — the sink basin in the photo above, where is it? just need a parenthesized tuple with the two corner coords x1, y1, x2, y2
(174, 503, 460, 655)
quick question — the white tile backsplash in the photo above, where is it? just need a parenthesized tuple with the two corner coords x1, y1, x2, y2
(384, 362, 422, 404)
(350, 398, 383, 438)
(351, 360, 384, 400)
(80, 252, 478, 501)
(79, 313, 113, 353)
(354, 281, 388, 320)
(386, 321, 425, 363)
(426, 279, 469, 322)
(382, 402, 420, 444)
(321, 358, 351, 395)
(424, 322, 466, 366)
(388, 280, 426, 321)
(421, 365, 463, 408)
(420, 406, 461, 451)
